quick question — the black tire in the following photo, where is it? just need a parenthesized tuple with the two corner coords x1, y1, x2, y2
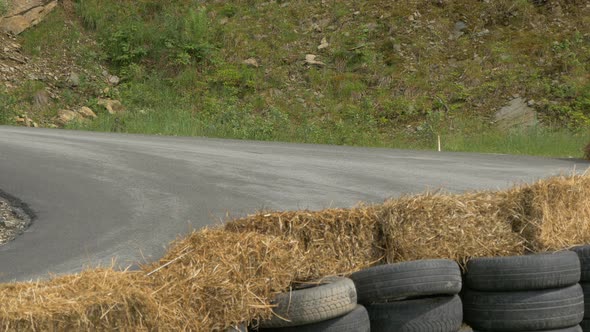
(260, 305, 370, 332)
(259, 277, 357, 328)
(581, 283, 590, 319)
(349, 259, 461, 304)
(465, 251, 580, 291)
(571, 246, 590, 282)
(366, 295, 463, 332)
(472, 325, 582, 332)
(463, 284, 584, 331)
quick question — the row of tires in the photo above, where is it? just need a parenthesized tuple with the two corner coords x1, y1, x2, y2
(237, 245, 590, 332)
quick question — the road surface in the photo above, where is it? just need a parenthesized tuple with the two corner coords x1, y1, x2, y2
(0, 126, 588, 282)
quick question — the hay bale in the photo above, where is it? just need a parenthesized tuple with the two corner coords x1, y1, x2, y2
(0, 269, 157, 331)
(381, 192, 526, 267)
(225, 207, 385, 276)
(502, 174, 590, 251)
(143, 228, 315, 331)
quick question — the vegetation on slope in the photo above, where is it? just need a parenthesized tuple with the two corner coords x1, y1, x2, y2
(2, 0, 590, 156)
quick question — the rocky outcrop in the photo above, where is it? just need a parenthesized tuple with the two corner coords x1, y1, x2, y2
(55, 107, 98, 126)
(0, 0, 58, 35)
(494, 97, 538, 130)
(97, 99, 125, 115)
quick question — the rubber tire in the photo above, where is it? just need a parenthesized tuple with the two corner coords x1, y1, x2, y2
(259, 277, 357, 328)
(260, 305, 370, 332)
(472, 325, 582, 332)
(571, 246, 590, 282)
(465, 251, 580, 291)
(581, 283, 590, 319)
(462, 284, 584, 331)
(366, 295, 463, 332)
(349, 259, 461, 304)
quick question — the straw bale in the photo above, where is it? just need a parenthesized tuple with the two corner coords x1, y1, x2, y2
(224, 207, 385, 276)
(143, 228, 314, 331)
(0, 269, 157, 331)
(381, 192, 526, 267)
(501, 174, 590, 251)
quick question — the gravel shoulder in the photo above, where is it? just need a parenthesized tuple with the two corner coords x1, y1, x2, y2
(0, 194, 31, 245)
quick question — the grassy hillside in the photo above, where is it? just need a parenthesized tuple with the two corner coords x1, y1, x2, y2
(3, 0, 590, 156)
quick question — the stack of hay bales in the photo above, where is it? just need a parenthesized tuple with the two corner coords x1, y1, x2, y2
(1, 175, 590, 331)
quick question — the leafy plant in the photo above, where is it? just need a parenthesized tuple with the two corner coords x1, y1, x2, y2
(104, 27, 148, 67)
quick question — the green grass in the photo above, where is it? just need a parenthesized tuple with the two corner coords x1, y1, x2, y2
(72, 113, 590, 158)
(0, 0, 8, 16)
(440, 128, 590, 158)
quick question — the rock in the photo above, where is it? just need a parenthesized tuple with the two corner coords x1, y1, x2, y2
(305, 54, 325, 66)
(68, 72, 80, 87)
(97, 98, 125, 114)
(494, 97, 538, 130)
(32, 89, 51, 108)
(242, 58, 259, 68)
(476, 29, 491, 37)
(317, 37, 329, 50)
(0, 1, 58, 35)
(108, 75, 120, 85)
(56, 109, 81, 125)
(454, 21, 467, 32)
(451, 21, 467, 39)
(13, 115, 36, 127)
(77, 106, 97, 119)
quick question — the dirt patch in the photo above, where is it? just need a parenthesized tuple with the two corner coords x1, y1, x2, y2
(0, 193, 31, 245)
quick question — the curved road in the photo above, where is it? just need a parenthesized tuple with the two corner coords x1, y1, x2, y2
(0, 126, 588, 282)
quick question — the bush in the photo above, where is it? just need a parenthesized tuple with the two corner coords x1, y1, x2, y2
(584, 142, 590, 160)
(76, 0, 214, 69)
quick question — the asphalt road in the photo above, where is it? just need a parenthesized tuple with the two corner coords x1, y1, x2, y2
(0, 126, 588, 282)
